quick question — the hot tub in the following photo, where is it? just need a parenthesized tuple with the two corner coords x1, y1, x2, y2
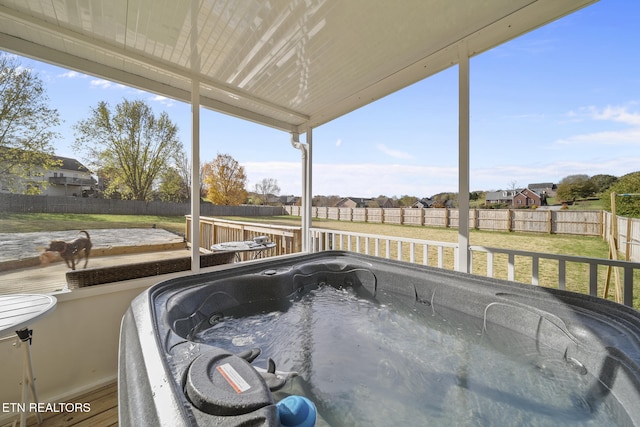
(119, 251, 640, 426)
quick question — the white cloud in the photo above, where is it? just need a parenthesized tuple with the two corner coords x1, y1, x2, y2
(589, 104, 640, 126)
(90, 78, 115, 89)
(149, 95, 174, 107)
(244, 160, 458, 197)
(471, 157, 640, 191)
(556, 128, 640, 145)
(376, 143, 413, 160)
(57, 70, 85, 79)
(335, 138, 342, 147)
(242, 154, 640, 198)
(558, 104, 640, 146)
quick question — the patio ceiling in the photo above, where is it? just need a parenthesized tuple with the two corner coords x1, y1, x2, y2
(0, 0, 597, 135)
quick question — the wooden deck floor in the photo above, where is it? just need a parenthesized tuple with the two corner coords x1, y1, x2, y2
(1, 382, 118, 427)
(0, 249, 189, 294)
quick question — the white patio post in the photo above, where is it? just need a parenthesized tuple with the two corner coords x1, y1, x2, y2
(189, 0, 201, 272)
(457, 42, 470, 273)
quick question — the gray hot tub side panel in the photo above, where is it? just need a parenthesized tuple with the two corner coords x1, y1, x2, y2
(122, 251, 640, 426)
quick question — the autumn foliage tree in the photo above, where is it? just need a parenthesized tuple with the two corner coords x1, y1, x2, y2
(202, 153, 248, 205)
(73, 99, 184, 201)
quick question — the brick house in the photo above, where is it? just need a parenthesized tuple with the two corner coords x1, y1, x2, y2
(513, 188, 543, 207)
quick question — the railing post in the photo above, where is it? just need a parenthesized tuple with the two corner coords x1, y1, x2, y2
(487, 252, 494, 278)
(589, 263, 598, 297)
(508, 253, 515, 281)
(624, 266, 634, 307)
(558, 260, 566, 290)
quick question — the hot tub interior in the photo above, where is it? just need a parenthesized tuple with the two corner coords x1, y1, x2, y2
(120, 252, 640, 426)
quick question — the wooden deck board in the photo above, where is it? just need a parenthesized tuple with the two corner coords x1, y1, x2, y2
(0, 382, 118, 427)
(0, 249, 189, 294)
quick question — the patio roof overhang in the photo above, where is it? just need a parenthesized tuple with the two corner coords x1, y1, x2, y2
(0, 0, 599, 270)
(0, 0, 596, 134)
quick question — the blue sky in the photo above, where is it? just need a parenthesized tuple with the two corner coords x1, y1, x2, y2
(9, 0, 640, 198)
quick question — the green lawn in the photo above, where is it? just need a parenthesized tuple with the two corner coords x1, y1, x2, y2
(0, 213, 186, 235)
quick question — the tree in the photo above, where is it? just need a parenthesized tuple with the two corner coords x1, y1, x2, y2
(254, 178, 281, 205)
(588, 174, 618, 194)
(73, 99, 183, 201)
(174, 150, 192, 197)
(398, 195, 418, 207)
(158, 167, 189, 203)
(556, 174, 595, 202)
(202, 153, 248, 205)
(603, 171, 640, 217)
(0, 54, 62, 193)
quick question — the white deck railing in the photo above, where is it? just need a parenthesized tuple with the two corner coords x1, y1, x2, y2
(310, 228, 458, 269)
(309, 227, 640, 308)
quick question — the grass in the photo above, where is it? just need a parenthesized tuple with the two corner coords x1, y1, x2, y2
(0, 213, 186, 235)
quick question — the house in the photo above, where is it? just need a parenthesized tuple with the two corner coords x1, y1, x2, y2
(513, 188, 543, 207)
(376, 197, 395, 209)
(335, 197, 372, 208)
(528, 182, 557, 198)
(486, 188, 546, 207)
(412, 198, 435, 208)
(0, 152, 96, 197)
(278, 195, 300, 206)
(485, 190, 518, 205)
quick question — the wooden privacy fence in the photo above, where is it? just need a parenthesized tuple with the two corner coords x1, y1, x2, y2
(0, 193, 285, 216)
(286, 206, 604, 236)
(186, 216, 302, 261)
(292, 206, 638, 262)
(603, 212, 640, 262)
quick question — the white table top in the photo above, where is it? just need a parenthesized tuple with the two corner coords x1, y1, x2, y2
(0, 294, 57, 336)
(211, 241, 276, 252)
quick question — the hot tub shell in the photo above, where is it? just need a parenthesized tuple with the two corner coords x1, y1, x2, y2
(119, 251, 640, 426)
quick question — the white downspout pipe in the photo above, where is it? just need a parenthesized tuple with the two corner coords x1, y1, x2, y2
(291, 131, 310, 252)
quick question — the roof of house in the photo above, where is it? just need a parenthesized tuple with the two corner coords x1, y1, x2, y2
(485, 190, 518, 200)
(515, 188, 541, 197)
(0, 1, 596, 134)
(528, 182, 556, 189)
(55, 156, 92, 173)
(413, 198, 435, 208)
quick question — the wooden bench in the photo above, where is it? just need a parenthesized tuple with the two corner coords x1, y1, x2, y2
(66, 252, 236, 289)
